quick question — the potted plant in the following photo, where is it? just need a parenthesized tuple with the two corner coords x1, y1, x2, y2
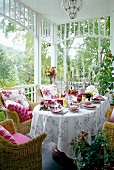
(70, 130, 114, 170)
(97, 51, 114, 96)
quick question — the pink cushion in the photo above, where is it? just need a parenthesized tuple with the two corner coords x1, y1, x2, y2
(109, 108, 114, 122)
(2, 89, 30, 110)
(27, 110, 32, 119)
(12, 132, 31, 144)
(4, 100, 32, 123)
(40, 85, 58, 100)
(0, 125, 16, 144)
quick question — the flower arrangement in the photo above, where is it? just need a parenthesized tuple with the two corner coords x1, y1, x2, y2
(40, 99, 56, 110)
(45, 66, 56, 77)
(86, 91, 94, 97)
(45, 66, 56, 84)
(68, 89, 78, 95)
(70, 130, 114, 170)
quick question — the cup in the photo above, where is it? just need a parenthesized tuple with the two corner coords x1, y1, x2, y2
(63, 99, 67, 107)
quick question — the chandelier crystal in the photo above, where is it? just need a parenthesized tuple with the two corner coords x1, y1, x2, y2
(61, 0, 82, 19)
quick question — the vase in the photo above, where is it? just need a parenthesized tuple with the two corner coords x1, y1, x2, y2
(50, 75, 53, 84)
(85, 94, 91, 101)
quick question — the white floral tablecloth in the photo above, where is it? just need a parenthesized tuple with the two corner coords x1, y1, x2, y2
(30, 96, 110, 159)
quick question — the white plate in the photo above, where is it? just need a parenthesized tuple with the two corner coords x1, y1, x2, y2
(84, 105, 96, 109)
(92, 100, 100, 103)
(51, 108, 62, 114)
(86, 107, 96, 110)
(69, 108, 79, 113)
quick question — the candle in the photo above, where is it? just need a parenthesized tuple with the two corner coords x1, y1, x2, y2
(60, 68, 62, 94)
(72, 67, 74, 79)
(66, 63, 68, 107)
(83, 66, 85, 78)
(66, 63, 68, 75)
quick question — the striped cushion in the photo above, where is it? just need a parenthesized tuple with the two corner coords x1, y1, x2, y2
(0, 125, 16, 144)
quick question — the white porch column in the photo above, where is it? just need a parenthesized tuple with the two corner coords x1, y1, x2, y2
(64, 24, 67, 82)
(34, 14, 41, 85)
(98, 18, 101, 68)
(110, 12, 114, 55)
(110, 12, 114, 93)
(51, 23, 57, 67)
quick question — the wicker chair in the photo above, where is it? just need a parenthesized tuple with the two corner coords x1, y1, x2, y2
(0, 88, 39, 135)
(103, 107, 114, 152)
(37, 85, 44, 99)
(37, 84, 60, 99)
(0, 119, 47, 170)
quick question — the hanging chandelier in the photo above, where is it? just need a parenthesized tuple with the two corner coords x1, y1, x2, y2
(61, 0, 82, 19)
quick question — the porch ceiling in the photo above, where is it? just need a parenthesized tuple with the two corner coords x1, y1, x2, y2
(18, 0, 114, 25)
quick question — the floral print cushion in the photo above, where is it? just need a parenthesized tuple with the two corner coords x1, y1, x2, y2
(2, 89, 30, 110)
(4, 100, 32, 123)
(40, 85, 58, 100)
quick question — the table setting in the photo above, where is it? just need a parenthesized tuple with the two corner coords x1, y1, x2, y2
(30, 94, 110, 159)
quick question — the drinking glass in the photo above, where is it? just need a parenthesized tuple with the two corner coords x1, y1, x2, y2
(63, 99, 67, 107)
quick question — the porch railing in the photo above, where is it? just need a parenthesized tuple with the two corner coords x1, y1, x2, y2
(0, 84, 38, 102)
(0, 82, 99, 102)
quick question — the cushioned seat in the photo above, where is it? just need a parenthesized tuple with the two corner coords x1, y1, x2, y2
(0, 88, 39, 134)
(0, 119, 47, 170)
(12, 132, 31, 144)
(103, 107, 114, 153)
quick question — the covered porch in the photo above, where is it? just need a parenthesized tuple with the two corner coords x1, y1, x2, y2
(0, 1, 114, 169)
(0, 0, 114, 101)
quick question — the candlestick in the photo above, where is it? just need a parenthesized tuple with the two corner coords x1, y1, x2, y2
(83, 66, 85, 78)
(66, 63, 69, 107)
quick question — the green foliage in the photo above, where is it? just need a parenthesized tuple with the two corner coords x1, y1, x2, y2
(97, 51, 114, 96)
(0, 44, 34, 87)
(0, 16, 111, 86)
(110, 95, 114, 106)
(71, 131, 114, 170)
(0, 110, 5, 122)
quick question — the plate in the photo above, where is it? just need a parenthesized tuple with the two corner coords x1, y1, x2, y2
(69, 108, 79, 113)
(84, 105, 96, 109)
(51, 108, 62, 114)
(81, 101, 91, 105)
(92, 100, 101, 103)
(86, 107, 96, 110)
(92, 97, 105, 101)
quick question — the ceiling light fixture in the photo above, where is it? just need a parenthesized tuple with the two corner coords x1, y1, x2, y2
(61, 0, 82, 19)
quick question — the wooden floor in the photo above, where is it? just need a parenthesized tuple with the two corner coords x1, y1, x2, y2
(42, 142, 77, 170)
(42, 142, 64, 170)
